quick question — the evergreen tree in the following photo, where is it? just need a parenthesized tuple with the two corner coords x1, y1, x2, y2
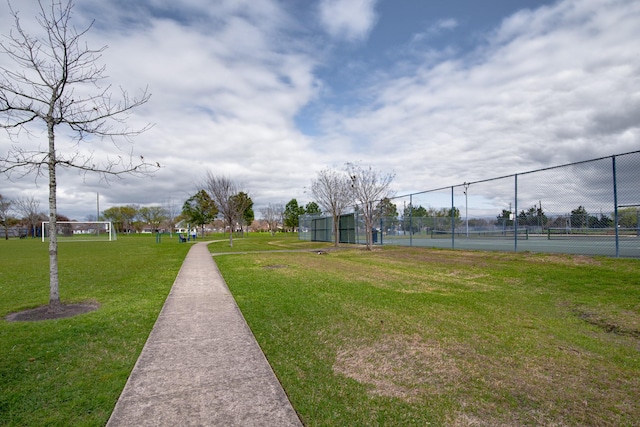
(284, 198, 305, 231)
(182, 190, 218, 236)
(304, 201, 321, 215)
(496, 209, 514, 227)
(230, 192, 254, 234)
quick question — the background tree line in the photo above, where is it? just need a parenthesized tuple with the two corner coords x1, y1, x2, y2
(496, 204, 618, 230)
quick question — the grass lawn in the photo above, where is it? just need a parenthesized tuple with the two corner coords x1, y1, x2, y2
(0, 234, 191, 426)
(2, 232, 638, 426)
(209, 231, 330, 252)
(214, 244, 640, 426)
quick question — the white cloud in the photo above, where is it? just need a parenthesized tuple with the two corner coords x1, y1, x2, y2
(0, 0, 323, 219)
(317, 0, 378, 42)
(1, 0, 639, 221)
(320, 0, 640, 193)
(411, 18, 459, 44)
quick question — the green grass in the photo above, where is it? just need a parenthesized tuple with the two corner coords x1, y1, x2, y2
(0, 234, 191, 426)
(2, 233, 639, 426)
(214, 245, 640, 426)
(208, 231, 332, 252)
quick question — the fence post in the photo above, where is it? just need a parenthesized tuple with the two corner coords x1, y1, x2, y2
(613, 155, 619, 257)
(355, 210, 359, 245)
(514, 174, 518, 252)
(409, 194, 413, 247)
(451, 186, 455, 249)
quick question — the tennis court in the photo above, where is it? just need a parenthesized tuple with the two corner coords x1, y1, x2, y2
(300, 150, 640, 258)
(383, 231, 640, 258)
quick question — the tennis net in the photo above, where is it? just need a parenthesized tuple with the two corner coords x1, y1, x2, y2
(546, 227, 639, 240)
(430, 229, 529, 240)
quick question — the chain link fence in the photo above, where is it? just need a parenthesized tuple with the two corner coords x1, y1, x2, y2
(300, 151, 640, 258)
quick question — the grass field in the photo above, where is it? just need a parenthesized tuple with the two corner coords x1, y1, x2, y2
(213, 242, 640, 426)
(1, 233, 638, 426)
(0, 234, 191, 426)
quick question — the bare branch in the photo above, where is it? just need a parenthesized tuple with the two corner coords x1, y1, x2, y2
(310, 167, 353, 246)
(260, 203, 284, 236)
(346, 162, 395, 249)
(203, 171, 249, 247)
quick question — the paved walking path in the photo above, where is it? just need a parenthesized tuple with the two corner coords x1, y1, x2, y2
(106, 242, 303, 426)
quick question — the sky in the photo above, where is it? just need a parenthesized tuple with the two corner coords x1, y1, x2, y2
(0, 0, 639, 220)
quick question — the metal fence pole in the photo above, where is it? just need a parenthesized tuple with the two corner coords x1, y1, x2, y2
(514, 174, 518, 252)
(464, 182, 469, 237)
(409, 194, 413, 247)
(613, 155, 619, 257)
(451, 186, 455, 249)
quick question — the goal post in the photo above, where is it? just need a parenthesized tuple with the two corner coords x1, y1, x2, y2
(41, 221, 116, 242)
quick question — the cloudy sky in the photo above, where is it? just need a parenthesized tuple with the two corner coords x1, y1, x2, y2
(1, 0, 639, 220)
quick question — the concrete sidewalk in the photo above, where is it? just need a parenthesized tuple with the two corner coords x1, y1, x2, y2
(107, 242, 303, 426)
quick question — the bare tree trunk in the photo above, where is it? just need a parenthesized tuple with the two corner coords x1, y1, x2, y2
(365, 203, 373, 250)
(0, 194, 9, 240)
(47, 121, 61, 312)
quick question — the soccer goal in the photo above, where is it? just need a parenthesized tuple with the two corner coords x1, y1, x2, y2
(41, 221, 116, 242)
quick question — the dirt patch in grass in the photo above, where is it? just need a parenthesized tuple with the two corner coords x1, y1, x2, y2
(522, 253, 603, 266)
(381, 247, 498, 268)
(5, 302, 99, 322)
(383, 246, 604, 268)
(560, 300, 640, 341)
(574, 308, 640, 338)
(289, 250, 495, 294)
(333, 334, 462, 401)
(333, 332, 638, 425)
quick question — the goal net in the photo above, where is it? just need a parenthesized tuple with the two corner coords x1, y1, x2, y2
(41, 221, 116, 242)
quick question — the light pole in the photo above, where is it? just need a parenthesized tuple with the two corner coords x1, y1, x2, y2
(463, 182, 470, 237)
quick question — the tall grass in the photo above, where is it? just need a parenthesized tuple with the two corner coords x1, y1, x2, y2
(215, 246, 640, 426)
(0, 235, 190, 426)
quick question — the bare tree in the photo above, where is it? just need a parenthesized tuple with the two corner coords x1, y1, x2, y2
(162, 197, 181, 238)
(204, 171, 251, 247)
(0, 0, 155, 312)
(346, 163, 395, 250)
(0, 193, 13, 239)
(14, 194, 45, 238)
(310, 167, 353, 247)
(260, 203, 284, 236)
